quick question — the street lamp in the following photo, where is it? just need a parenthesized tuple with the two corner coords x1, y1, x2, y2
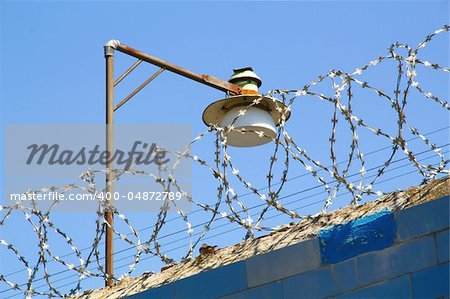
(203, 67, 291, 147)
(103, 40, 288, 286)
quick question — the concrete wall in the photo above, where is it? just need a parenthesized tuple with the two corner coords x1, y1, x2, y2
(127, 196, 449, 299)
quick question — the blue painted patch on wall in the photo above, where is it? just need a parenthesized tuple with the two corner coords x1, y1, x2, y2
(318, 209, 396, 264)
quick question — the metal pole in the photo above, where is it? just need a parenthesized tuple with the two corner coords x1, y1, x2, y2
(104, 42, 116, 287)
(100, 39, 238, 287)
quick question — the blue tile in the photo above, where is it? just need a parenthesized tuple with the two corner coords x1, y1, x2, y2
(283, 268, 340, 299)
(336, 275, 411, 299)
(318, 209, 396, 264)
(396, 196, 449, 241)
(357, 236, 437, 287)
(436, 229, 449, 263)
(174, 262, 247, 299)
(220, 281, 283, 299)
(412, 263, 449, 298)
(246, 238, 321, 287)
(125, 284, 175, 299)
(332, 258, 357, 291)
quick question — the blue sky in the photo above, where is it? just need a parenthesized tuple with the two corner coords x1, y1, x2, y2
(1, 1, 449, 297)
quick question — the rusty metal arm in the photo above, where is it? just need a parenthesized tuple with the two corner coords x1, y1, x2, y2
(115, 43, 242, 95)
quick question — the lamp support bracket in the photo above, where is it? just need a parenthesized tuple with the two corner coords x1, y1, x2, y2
(114, 43, 242, 95)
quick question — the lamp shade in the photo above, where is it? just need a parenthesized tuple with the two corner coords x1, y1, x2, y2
(221, 106, 276, 146)
(202, 95, 291, 147)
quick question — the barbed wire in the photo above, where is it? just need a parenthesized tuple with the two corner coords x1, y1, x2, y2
(2, 144, 446, 299)
(6, 143, 447, 299)
(1, 25, 449, 298)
